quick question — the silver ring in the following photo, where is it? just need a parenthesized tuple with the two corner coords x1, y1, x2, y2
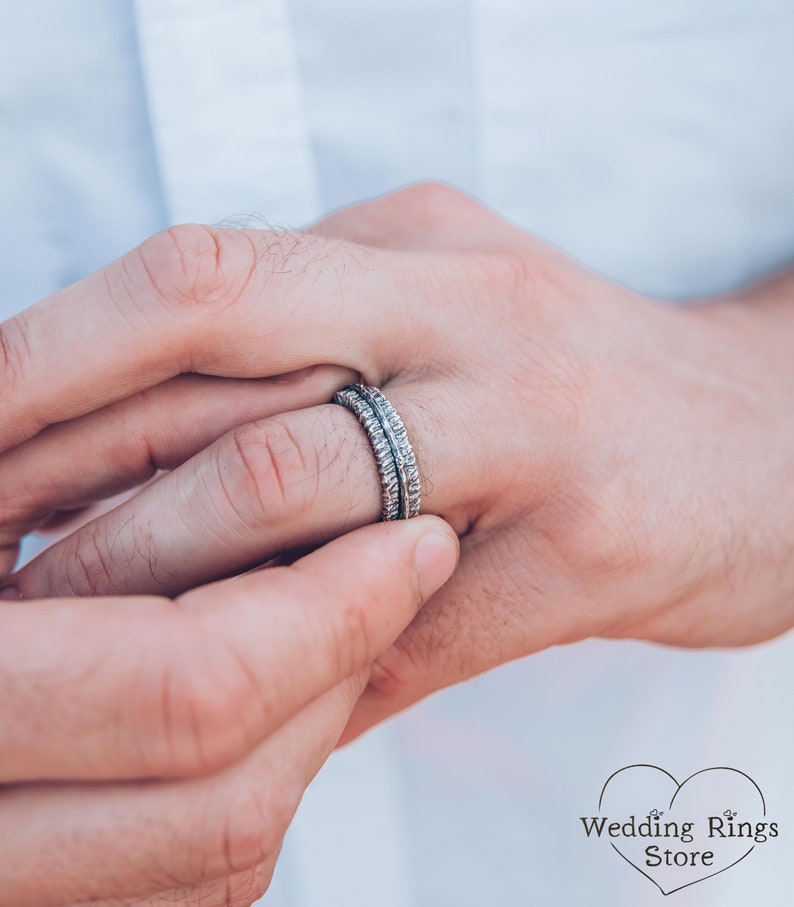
(332, 384, 421, 520)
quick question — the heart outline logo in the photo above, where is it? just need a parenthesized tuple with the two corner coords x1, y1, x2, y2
(585, 764, 773, 895)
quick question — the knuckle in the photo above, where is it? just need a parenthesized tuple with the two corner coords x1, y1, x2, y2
(393, 179, 468, 213)
(224, 418, 316, 523)
(372, 181, 473, 233)
(135, 224, 257, 311)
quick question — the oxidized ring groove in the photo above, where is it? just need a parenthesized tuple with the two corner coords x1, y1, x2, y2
(332, 384, 421, 520)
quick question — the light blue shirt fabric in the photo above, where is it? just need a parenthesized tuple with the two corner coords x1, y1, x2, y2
(2, 2, 794, 905)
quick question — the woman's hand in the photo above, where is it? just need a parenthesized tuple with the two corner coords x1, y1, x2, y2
(1, 183, 793, 740)
(0, 517, 458, 906)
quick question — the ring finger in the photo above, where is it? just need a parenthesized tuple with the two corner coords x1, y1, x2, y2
(9, 380, 484, 599)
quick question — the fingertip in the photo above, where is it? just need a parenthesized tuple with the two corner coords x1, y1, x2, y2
(342, 514, 459, 604)
(410, 516, 459, 603)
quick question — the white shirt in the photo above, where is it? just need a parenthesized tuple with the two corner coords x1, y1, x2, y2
(2, 2, 794, 904)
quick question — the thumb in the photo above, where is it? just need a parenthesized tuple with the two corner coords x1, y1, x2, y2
(175, 513, 460, 759)
(0, 515, 459, 783)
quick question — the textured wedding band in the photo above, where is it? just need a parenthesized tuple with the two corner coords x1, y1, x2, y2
(332, 384, 421, 520)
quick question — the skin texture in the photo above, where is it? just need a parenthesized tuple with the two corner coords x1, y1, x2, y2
(0, 516, 459, 907)
(0, 184, 793, 737)
(1, 183, 794, 906)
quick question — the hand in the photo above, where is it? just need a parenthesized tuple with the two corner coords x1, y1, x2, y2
(0, 517, 458, 906)
(1, 183, 793, 741)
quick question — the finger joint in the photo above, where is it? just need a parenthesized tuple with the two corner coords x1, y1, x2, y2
(222, 419, 317, 526)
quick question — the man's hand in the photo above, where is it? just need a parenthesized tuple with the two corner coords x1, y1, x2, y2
(0, 517, 458, 906)
(1, 183, 793, 743)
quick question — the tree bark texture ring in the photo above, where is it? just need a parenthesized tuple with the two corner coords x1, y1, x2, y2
(331, 384, 422, 521)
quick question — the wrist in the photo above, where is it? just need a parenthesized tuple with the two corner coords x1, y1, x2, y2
(568, 287, 794, 648)
(643, 292, 794, 645)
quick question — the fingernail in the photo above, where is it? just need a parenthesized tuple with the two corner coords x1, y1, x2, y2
(413, 529, 459, 603)
(0, 585, 20, 601)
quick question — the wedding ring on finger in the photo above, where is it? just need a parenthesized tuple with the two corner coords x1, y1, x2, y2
(332, 384, 421, 521)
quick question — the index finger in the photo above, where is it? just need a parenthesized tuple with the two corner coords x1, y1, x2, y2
(0, 225, 430, 452)
(0, 516, 458, 782)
